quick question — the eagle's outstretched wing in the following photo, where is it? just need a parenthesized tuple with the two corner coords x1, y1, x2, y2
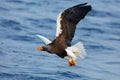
(55, 3, 91, 45)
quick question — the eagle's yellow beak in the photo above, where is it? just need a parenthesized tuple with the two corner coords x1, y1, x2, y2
(37, 46, 44, 51)
(68, 59, 76, 66)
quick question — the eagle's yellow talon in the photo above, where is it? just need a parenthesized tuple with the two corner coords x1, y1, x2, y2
(68, 59, 76, 66)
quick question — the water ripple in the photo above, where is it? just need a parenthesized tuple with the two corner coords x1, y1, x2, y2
(81, 27, 105, 34)
(90, 9, 118, 18)
(0, 19, 22, 31)
(57, 71, 81, 78)
(6, 0, 24, 4)
(105, 61, 120, 65)
(7, 35, 34, 42)
(0, 7, 9, 11)
(0, 73, 56, 80)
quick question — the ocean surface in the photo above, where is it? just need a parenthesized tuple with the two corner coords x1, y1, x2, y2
(0, 0, 120, 80)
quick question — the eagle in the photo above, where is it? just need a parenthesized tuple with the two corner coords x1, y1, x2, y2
(36, 3, 92, 66)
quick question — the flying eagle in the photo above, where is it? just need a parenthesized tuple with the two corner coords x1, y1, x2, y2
(37, 3, 92, 66)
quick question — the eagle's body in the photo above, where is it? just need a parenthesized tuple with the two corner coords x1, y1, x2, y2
(37, 3, 92, 66)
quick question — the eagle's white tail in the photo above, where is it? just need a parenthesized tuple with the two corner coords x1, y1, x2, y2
(67, 42, 87, 59)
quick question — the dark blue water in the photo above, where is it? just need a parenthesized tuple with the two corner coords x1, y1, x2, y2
(0, 0, 120, 80)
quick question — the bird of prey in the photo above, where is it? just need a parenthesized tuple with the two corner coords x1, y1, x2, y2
(37, 3, 92, 66)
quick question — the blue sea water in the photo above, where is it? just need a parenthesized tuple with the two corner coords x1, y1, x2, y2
(0, 0, 120, 80)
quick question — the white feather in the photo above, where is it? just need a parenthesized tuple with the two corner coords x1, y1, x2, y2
(56, 12, 62, 37)
(65, 48, 77, 60)
(65, 42, 87, 59)
(36, 35, 52, 45)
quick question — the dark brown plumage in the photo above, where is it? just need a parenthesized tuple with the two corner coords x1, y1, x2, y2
(37, 3, 92, 66)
